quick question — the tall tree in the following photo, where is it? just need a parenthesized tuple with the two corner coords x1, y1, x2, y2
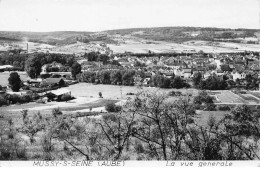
(192, 72, 202, 87)
(8, 72, 22, 92)
(172, 76, 185, 89)
(110, 70, 122, 85)
(71, 62, 81, 79)
(25, 55, 42, 78)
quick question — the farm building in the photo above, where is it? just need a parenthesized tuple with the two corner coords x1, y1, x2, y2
(48, 88, 71, 96)
(26, 79, 42, 87)
(182, 68, 192, 79)
(7, 91, 27, 96)
(43, 78, 65, 87)
(0, 65, 14, 69)
(0, 65, 14, 71)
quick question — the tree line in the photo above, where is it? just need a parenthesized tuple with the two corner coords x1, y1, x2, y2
(83, 52, 110, 64)
(79, 69, 137, 86)
(0, 50, 28, 70)
(78, 69, 190, 88)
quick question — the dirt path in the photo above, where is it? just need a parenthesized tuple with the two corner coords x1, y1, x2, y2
(10, 97, 99, 112)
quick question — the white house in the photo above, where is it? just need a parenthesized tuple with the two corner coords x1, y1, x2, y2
(204, 72, 211, 79)
(232, 72, 246, 80)
(49, 88, 71, 96)
(143, 78, 151, 86)
(214, 59, 222, 69)
(211, 70, 224, 76)
(241, 72, 246, 79)
(174, 69, 183, 77)
(7, 91, 27, 96)
(0, 65, 14, 69)
(41, 65, 48, 74)
(182, 68, 192, 79)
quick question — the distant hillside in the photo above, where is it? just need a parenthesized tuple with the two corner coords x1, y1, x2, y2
(105, 26, 260, 43)
(0, 31, 93, 45)
(0, 36, 20, 42)
(0, 26, 259, 45)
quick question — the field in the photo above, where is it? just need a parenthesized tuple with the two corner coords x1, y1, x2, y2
(65, 83, 197, 99)
(0, 82, 197, 114)
(212, 90, 246, 104)
(0, 83, 200, 148)
(0, 70, 186, 116)
(208, 90, 260, 106)
(2, 38, 259, 55)
(59, 99, 119, 112)
(237, 94, 260, 104)
(107, 40, 260, 54)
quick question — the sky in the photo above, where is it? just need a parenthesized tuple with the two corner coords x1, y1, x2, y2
(0, 0, 259, 32)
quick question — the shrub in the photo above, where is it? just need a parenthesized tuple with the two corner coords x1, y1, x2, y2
(207, 115, 217, 128)
(22, 86, 30, 90)
(204, 103, 217, 111)
(52, 108, 63, 117)
(134, 141, 145, 154)
(105, 102, 122, 112)
(36, 98, 46, 104)
(20, 95, 31, 103)
(16, 145, 27, 160)
(9, 94, 20, 104)
(193, 103, 202, 110)
(185, 83, 191, 88)
(59, 94, 73, 102)
(32, 93, 40, 100)
(193, 91, 214, 107)
(21, 112, 44, 144)
(217, 105, 231, 111)
(45, 93, 56, 101)
(0, 96, 8, 106)
(99, 92, 103, 98)
(0, 142, 12, 160)
(168, 91, 182, 96)
(41, 134, 54, 158)
(21, 109, 28, 120)
(240, 91, 247, 94)
(171, 76, 188, 89)
(0, 118, 28, 160)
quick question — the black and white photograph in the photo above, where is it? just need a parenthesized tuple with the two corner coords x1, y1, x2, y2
(0, 0, 260, 167)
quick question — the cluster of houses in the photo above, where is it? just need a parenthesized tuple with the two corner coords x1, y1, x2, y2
(79, 52, 260, 86)
(17, 64, 75, 100)
(26, 63, 76, 89)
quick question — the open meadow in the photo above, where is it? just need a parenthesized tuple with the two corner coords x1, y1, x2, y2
(1, 82, 197, 114)
(107, 40, 260, 53)
(65, 83, 197, 99)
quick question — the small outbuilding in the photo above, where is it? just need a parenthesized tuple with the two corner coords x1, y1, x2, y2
(49, 88, 71, 96)
(44, 78, 65, 87)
